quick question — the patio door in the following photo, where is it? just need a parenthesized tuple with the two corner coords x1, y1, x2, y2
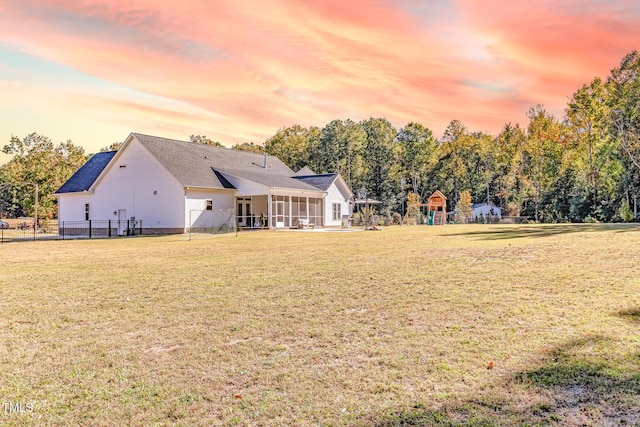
(275, 201, 285, 228)
(237, 199, 252, 226)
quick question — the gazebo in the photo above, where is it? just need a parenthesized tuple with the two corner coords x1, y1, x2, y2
(427, 190, 447, 225)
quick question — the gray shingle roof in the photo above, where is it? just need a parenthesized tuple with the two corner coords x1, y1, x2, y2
(294, 166, 316, 176)
(55, 151, 116, 194)
(57, 134, 332, 195)
(216, 168, 323, 191)
(293, 174, 339, 191)
(134, 133, 322, 191)
(471, 203, 499, 209)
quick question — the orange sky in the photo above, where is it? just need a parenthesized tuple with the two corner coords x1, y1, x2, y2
(1, 0, 639, 163)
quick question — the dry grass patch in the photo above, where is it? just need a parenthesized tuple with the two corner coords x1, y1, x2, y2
(1, 224, 639, 425)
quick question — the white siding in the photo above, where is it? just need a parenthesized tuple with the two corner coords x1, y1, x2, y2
(472, 204, 502, 220)
(222, 174, 269, 196)
(57, 192, 93, 222)
(324, 182, 350, 227)
(185, 189, 235, 229)
(59, 137, 186, 230)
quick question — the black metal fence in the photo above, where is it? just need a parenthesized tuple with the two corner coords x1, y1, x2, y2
(0, 220, 142, 243)
(59, 220, 142, 239)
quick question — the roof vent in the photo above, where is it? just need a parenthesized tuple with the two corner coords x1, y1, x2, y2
(252, 152, 270, 169)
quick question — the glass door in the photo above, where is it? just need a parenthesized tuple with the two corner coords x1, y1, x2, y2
(275, 201, 285, 228)
(237, 198, 252, 226)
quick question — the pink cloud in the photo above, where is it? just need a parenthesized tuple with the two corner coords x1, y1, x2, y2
(1, 0, 639, 149)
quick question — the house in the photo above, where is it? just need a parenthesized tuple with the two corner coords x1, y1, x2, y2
(55, 133, 353, 234)
(471, 203, 502, 222)
(292, 167, 353, 227)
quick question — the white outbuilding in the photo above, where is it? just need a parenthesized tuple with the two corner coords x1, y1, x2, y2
(471, 203, 502, 222)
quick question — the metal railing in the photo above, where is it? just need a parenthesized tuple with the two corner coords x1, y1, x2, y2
(0, 219, 142, 243)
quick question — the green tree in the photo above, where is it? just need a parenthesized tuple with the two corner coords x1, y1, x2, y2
(607, 51, 640, 170)
(315, 120, 366, 187)
(494, 123, 527, 216)
(565, 77, 620, 219)
(477, 131, 498, 204)
(360, 118, 398, 211)
(454, 190, 473, 224)
(406, 191, 421, 224)
(100, 142, 123, 152)
(396, 122, 439, 197)
(189, 134, 224, 147)
(521, 106, 564, 222)
(606, 51, 640, 218)
(1, 133, 86, 219)
(264, 125, 319, 172)
(232, 142, 263, 153)
(434, 120, 486, 207)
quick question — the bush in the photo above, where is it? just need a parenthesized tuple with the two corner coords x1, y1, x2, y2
(454, 207, 466, 224)
(584, 215, 600, 224)
(383, 212, 392, 226)
(620, 199, 634, 222)
(352, 212, 362, 225)
(392, 212, 402, 225)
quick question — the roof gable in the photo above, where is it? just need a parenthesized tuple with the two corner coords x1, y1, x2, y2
(293, 173, 338, 191)
(472, 203, 501, 210)
(428, 190, 447, 201)
(293, 173, 353, 199)
(132, 133, 300, 189)
(55, 151, 116, 194)
(294, 166, 317, 176)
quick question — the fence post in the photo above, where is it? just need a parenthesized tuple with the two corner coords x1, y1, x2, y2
(89, 220, 92, 238)
(108, 219, 111, 238)
(62, 221, 64, 240)
(127, 219, 130, 236)
(139, 220, 142, 235)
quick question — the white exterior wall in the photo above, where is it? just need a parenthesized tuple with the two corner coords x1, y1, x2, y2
(59, 137, 186, 231)
(57, 192, 92, 223)
(222, 174, 269, 196)
(185, 189, 236, 230)
(324, 182, 351, 227)
(472, 204, 502, 220)
(94, 138, 185, 230)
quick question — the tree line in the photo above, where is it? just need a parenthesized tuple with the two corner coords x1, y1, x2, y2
(261, 51, 640, 222)
(2, 51, 640, 223)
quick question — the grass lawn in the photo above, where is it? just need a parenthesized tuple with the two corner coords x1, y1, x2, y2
(1, 224, 640, 426)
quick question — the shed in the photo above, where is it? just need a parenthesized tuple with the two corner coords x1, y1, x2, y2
(471, 203, 502, 221)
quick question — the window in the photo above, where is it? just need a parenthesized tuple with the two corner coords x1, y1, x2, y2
(205, 199, 213, 211)
(85, 203, 90, 221)
(332, 203, 341, 221)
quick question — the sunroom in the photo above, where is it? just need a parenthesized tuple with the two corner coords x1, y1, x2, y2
(235, 193, 325, 229)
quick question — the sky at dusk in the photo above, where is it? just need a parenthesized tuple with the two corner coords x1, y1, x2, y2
(1, 0, 640, 164)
